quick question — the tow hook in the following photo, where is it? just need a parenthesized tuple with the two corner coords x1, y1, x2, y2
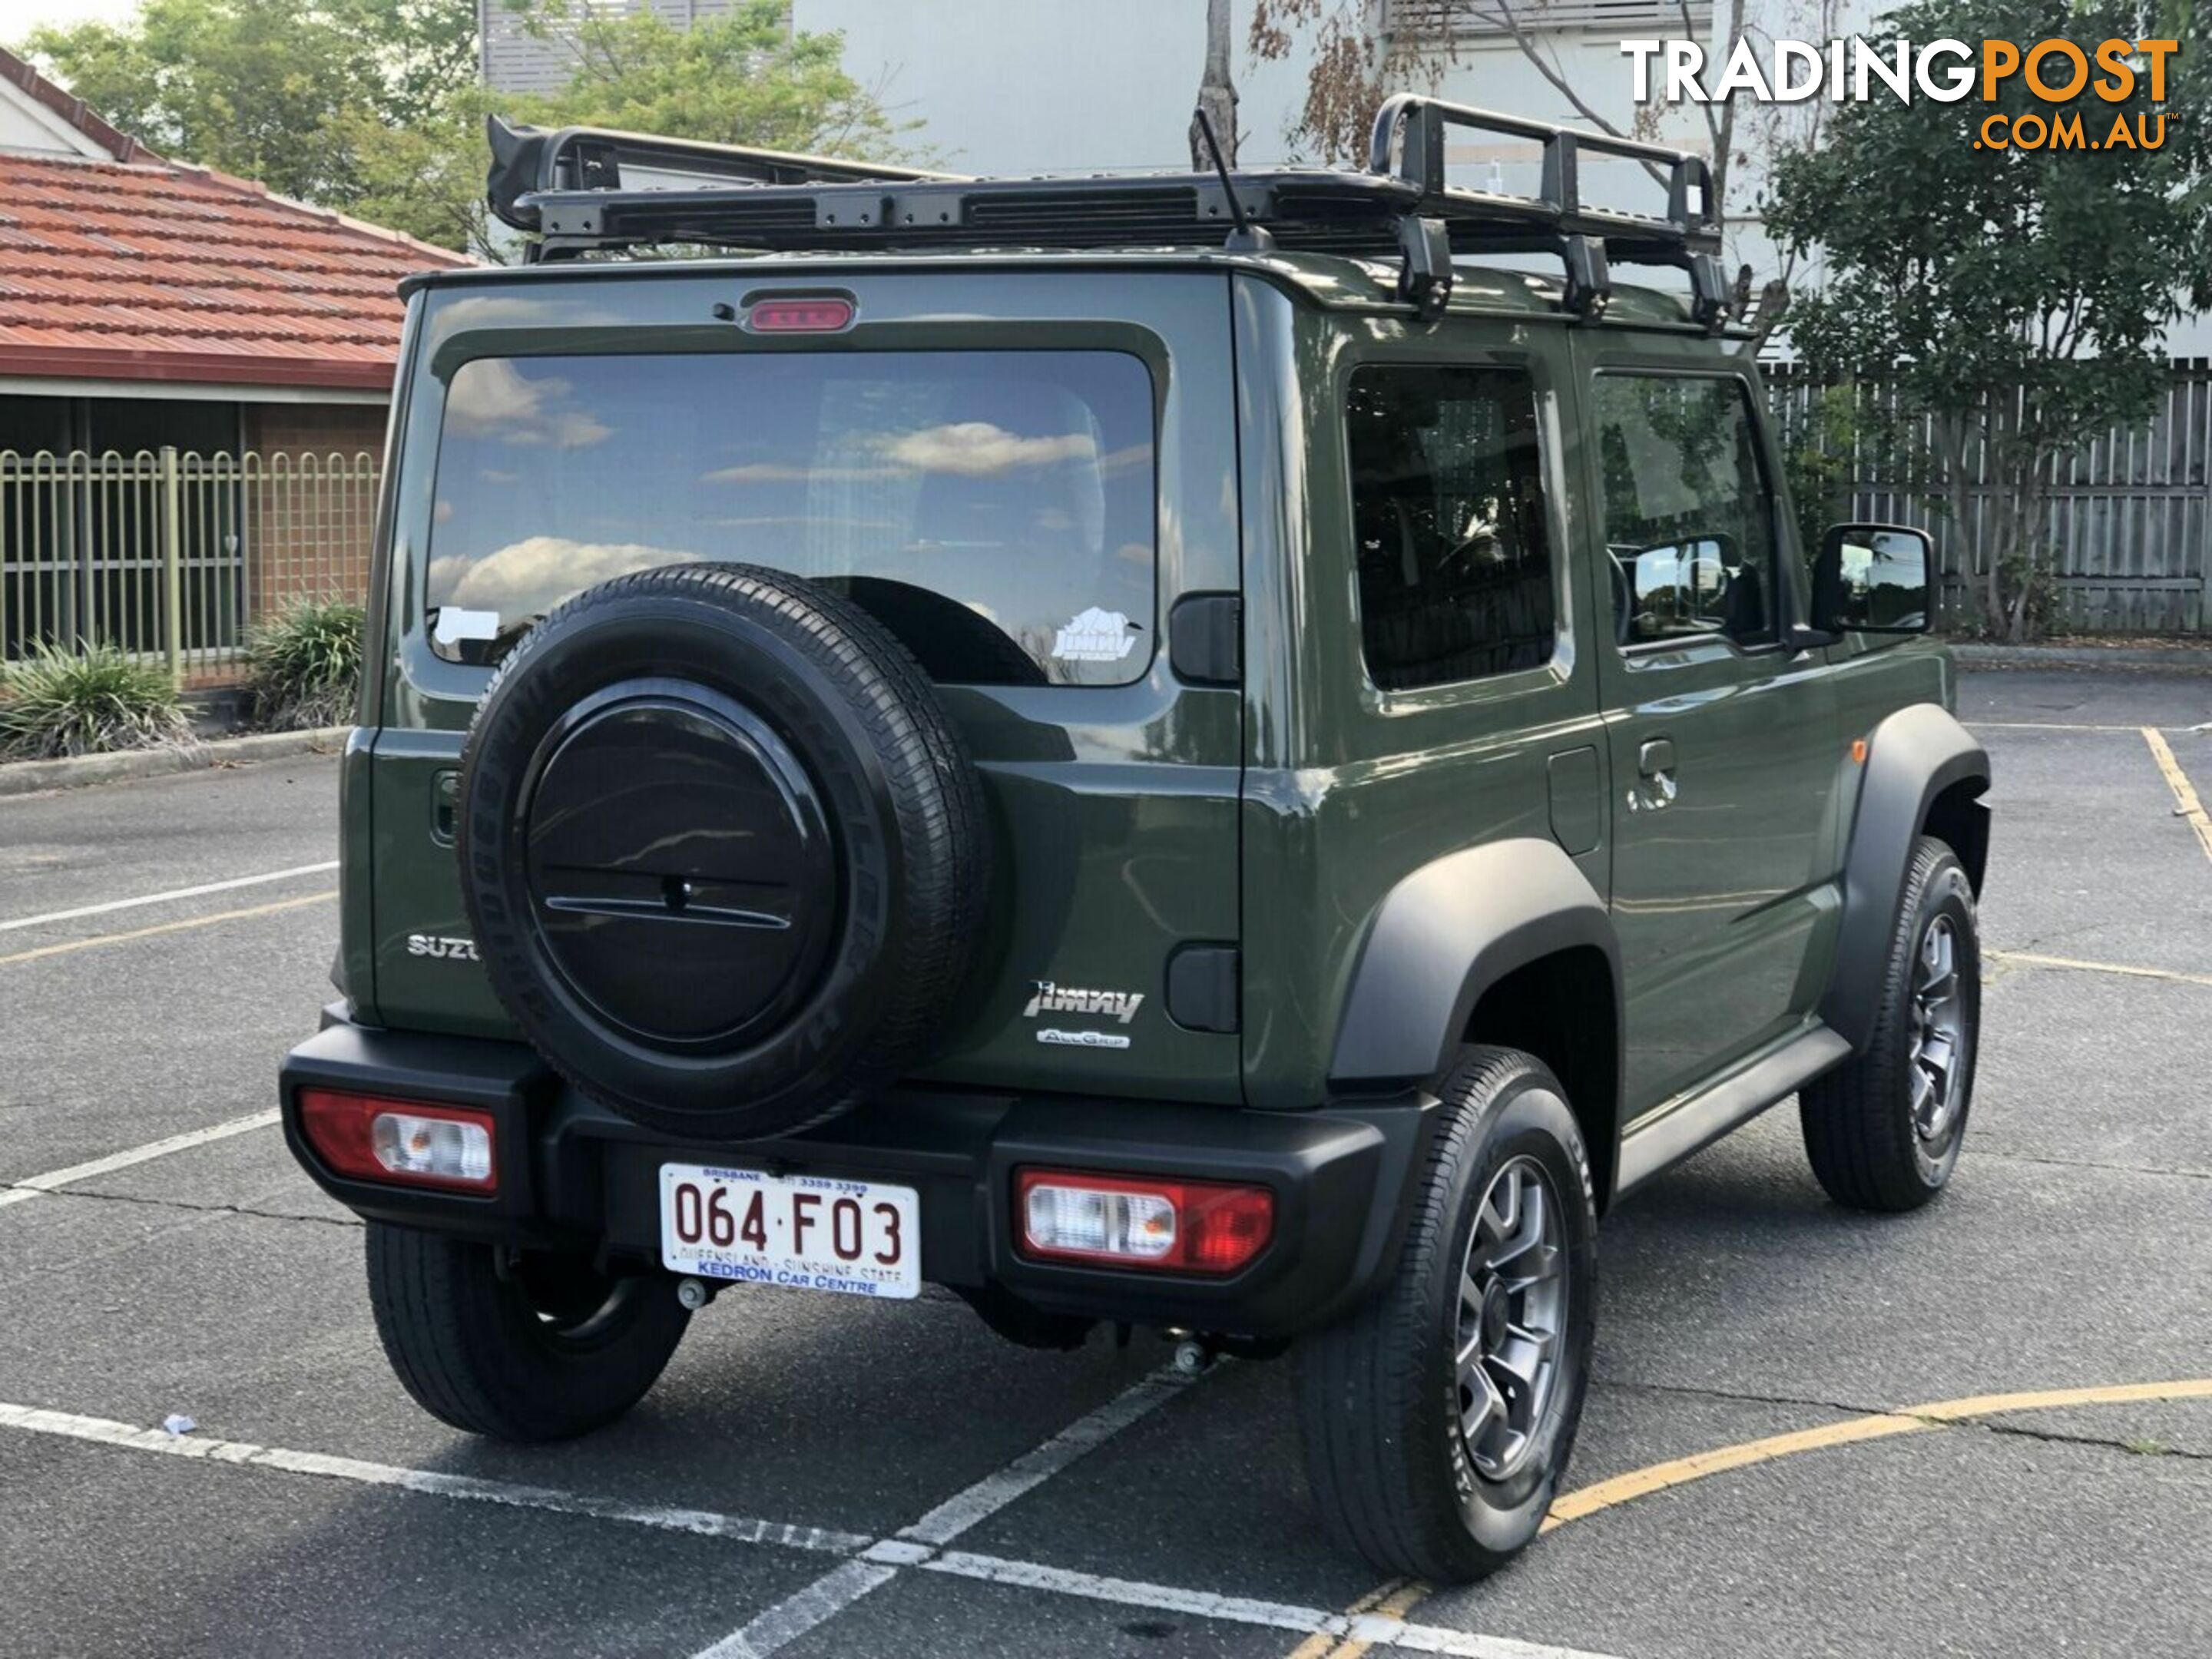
(675, 1275, 716, 1312)
(1171, 1336, 1220, 1377)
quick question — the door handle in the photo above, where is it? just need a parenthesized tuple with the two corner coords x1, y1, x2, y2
(1629, 738, 1678, 812)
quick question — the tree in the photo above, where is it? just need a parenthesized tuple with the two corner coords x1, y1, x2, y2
(498, 0, 907, 157)
(345, 0, 912, 258)
(19, 0, 437, 203)
(1191, 0, 1240, 169)
(1767, 0, 2204, 639)
(24, 0, 909, 262)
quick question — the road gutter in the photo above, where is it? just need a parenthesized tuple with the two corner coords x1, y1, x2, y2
(0, 727, 350, 798)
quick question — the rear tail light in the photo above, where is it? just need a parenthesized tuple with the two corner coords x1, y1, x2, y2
(1016, 1170, 1273, 1275)
(298, 1088, 497, 1193)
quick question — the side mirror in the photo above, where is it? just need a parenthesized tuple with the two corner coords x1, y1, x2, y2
(1812, 523, 1933, 635)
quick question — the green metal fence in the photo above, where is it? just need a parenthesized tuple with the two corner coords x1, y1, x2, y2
(0, 448, 381, 685)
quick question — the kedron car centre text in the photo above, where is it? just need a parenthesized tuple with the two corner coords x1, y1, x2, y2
(1625, 36, 2178, 150)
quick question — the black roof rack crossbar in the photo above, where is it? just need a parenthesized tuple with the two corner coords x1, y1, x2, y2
(1366, 94, 1719, 250)
(484, 99, 1733, 328)
(485, 115, 964, 234)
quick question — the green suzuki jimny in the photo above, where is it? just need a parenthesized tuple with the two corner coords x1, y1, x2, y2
(281, 97, 1991, 1582)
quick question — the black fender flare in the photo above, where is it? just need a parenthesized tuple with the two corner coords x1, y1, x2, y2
(1328, 836, 1623, 1103)
(1819, 703, 1990, 1050)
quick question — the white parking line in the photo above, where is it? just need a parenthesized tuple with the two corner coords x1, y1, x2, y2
(899, 1368, 1187, 1545)
(0, 1402, 869, 1552)
(690, 1367, 1193, 1657)
(0, 862, 339, 933)
(0, 1110, 280, 1210)
(924, 1551, 1622, 1657)
(0, 1386, 1621, 1659)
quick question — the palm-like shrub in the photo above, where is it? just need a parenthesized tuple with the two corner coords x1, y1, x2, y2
(0, 644, 195, 760)
(245, 598, 365, 730)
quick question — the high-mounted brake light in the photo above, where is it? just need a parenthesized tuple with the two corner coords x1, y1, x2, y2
(1017, 1170, 1273, 1275)
(298, 1088, 497, 1193)
(747, 296, 855, 333)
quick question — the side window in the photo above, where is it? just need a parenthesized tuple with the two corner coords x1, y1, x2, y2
(1591, 375, 1778, 649)
(1346, 364, 1557, 690)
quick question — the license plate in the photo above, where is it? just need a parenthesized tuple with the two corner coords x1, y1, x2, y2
(658, 1164, 920, 1300)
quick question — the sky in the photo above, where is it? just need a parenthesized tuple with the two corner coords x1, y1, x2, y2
(2, 0, 143, 37)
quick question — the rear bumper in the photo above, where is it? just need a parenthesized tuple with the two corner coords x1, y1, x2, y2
(279, 1012, 1435, 1339)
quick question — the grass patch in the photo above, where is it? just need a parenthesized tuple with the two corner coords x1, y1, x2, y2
(0, 643, 195, 760)
(245, 598, 365, 730)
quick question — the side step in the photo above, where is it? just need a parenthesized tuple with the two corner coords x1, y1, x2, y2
(1614, 1023, 1852, 1198)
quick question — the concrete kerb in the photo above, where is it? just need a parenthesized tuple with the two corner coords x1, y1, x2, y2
(0, 727, 351, 799)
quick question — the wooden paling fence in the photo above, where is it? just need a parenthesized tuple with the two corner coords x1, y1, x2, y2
(1767, 361, 2212, 635)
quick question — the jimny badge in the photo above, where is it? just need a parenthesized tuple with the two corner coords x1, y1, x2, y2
(1023, 979, 1145, 1030)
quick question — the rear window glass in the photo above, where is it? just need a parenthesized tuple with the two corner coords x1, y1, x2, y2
(424, 349, 1156, 684)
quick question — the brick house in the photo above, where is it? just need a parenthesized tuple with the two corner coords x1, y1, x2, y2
(0, 47, 470, 668)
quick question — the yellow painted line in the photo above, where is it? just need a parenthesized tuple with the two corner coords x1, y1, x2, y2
(1906, 1376, 2212, 1421)
(2143, 726, 2212, 865)
(1280, 1378, 2212, 1656)
(1286, 1579, 1422, 1659)
(0, 889, 336, 968)
(1539, 1413, 1935, 1532)
(1541, 1376, 2212, 1536)
(1289, 1380, 2212, 1651)
(1985, 949, 2212, 989)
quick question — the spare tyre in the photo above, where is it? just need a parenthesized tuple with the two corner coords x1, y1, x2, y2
(455, 562, 990, 1141)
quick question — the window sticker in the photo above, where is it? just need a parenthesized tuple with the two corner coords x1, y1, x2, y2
(1051, 607, 1139, 663)
(432, 607, 500, 647)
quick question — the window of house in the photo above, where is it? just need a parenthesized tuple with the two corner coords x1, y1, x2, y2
(1591, 374, 1778, 649)
(1346, 364, 1557, 690)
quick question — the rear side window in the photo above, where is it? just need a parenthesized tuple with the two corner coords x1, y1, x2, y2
(424, 349, 1155, 684)
(1591, 374, 1778, 649)
(1346, 364, 1557, 691)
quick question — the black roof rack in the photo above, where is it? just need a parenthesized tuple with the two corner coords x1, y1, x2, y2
(484, 96, 1730, 328)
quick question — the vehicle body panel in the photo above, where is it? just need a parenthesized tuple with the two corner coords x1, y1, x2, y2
(1232, 273, 1614, 1111)
(363, 269, 1248, 1103)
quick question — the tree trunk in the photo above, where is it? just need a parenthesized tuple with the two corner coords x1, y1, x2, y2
(1931, 412, 1980, 633)
(1190, 0, 1239, 170)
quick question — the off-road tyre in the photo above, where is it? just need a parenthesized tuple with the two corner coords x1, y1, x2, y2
(1800, 836, 1979, 1211)
(366, 1222, 689, 1442)
(1296, 1048, 1598, 1583)
(457, 561, 990, 1141)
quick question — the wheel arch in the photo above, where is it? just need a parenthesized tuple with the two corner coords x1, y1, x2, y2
(1329, 837, 1624, 1204)
(1820, 702, 1991, 1051)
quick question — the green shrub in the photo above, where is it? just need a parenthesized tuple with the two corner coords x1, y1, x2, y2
(245, 598, 366, 730)
(0, 644, 195, 760)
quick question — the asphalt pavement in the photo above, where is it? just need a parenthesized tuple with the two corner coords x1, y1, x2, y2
(2, 666, 2207, 1658)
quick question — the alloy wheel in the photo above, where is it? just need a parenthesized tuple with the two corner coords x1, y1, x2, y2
(1455, 1156, 1568, 1482)
(1908, 914, 1967, 1146)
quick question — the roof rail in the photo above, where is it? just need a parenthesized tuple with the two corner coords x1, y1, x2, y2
(483, 99, 1734, 329)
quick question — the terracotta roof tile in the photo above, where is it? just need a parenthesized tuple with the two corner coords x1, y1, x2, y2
(0, 152, 472, 391)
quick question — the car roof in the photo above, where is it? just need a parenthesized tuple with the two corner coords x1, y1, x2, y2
(400, 247, 1734, 336)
